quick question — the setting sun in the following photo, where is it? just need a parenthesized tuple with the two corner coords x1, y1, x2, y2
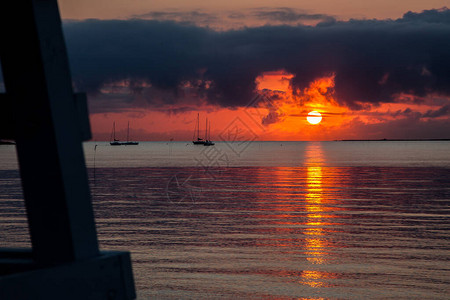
(307, 111, 322, 125)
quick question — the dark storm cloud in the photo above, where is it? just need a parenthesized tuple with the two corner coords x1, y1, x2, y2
(422, 104, 450, 118)
(133, 8, 335, 27)
(132, 10, 218, 26)
(400, 7, 450, 24)
(251, 7, 335, 23)
(63, 8, 450, 111)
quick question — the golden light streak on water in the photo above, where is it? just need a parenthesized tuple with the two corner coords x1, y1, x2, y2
(302, 143, 329, 282)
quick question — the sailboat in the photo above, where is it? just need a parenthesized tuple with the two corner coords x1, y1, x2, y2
(192, 113, 206, 145)
(110, 122, 122, 146)
(203, 118, 214, 146)
(122, 121, 139, 145)
(109, 121, 139, 146)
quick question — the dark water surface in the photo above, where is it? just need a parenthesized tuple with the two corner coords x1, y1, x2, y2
(1, 141, 449, 299)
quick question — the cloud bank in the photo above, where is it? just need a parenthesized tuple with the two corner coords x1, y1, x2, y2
(63, 8, 450, 114)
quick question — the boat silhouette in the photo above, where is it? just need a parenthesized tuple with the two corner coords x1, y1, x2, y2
(110, 121, 139, 146)
(203, 118, 214, 146)
(192, 113, 206, 145)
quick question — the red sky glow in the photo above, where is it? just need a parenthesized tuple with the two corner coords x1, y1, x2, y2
(53, 1, 450, 141)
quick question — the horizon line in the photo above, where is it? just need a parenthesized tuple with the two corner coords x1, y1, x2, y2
(83, 138, 450, 143)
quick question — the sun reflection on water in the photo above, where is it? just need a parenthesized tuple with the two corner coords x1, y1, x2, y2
(302, 142, 330, 285)
(252, 142, 340, 288)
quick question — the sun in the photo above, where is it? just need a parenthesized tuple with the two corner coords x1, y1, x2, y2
(307, 111, 322, 125)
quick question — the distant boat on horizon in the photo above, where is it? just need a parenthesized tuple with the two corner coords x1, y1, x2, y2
(110, 121, 139, 146)
(110, 121, 121, 146)
(203, 118, 214, 146)
(193, 113, 206, 145)
(122, 121, 139, 145)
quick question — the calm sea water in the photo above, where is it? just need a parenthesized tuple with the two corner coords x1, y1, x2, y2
(1, 141, 449, 299)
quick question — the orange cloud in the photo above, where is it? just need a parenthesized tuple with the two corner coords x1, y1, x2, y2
(88, 71, 449, 142)
(252, 71, 352, 140)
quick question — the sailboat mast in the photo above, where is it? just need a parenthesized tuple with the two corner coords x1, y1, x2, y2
(110, 122, 114, 142)
(209, 121, 211, 140)
(205, 118, 208, 141)
(197, 113, 200, 140)
(127, 121, 130, 142)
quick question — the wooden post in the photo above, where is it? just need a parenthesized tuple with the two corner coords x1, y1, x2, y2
(0, 0, 98, 264)
(0, 2, 136, 299)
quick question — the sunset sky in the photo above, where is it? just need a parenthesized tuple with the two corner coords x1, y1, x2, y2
(44, 1, 450, 140)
